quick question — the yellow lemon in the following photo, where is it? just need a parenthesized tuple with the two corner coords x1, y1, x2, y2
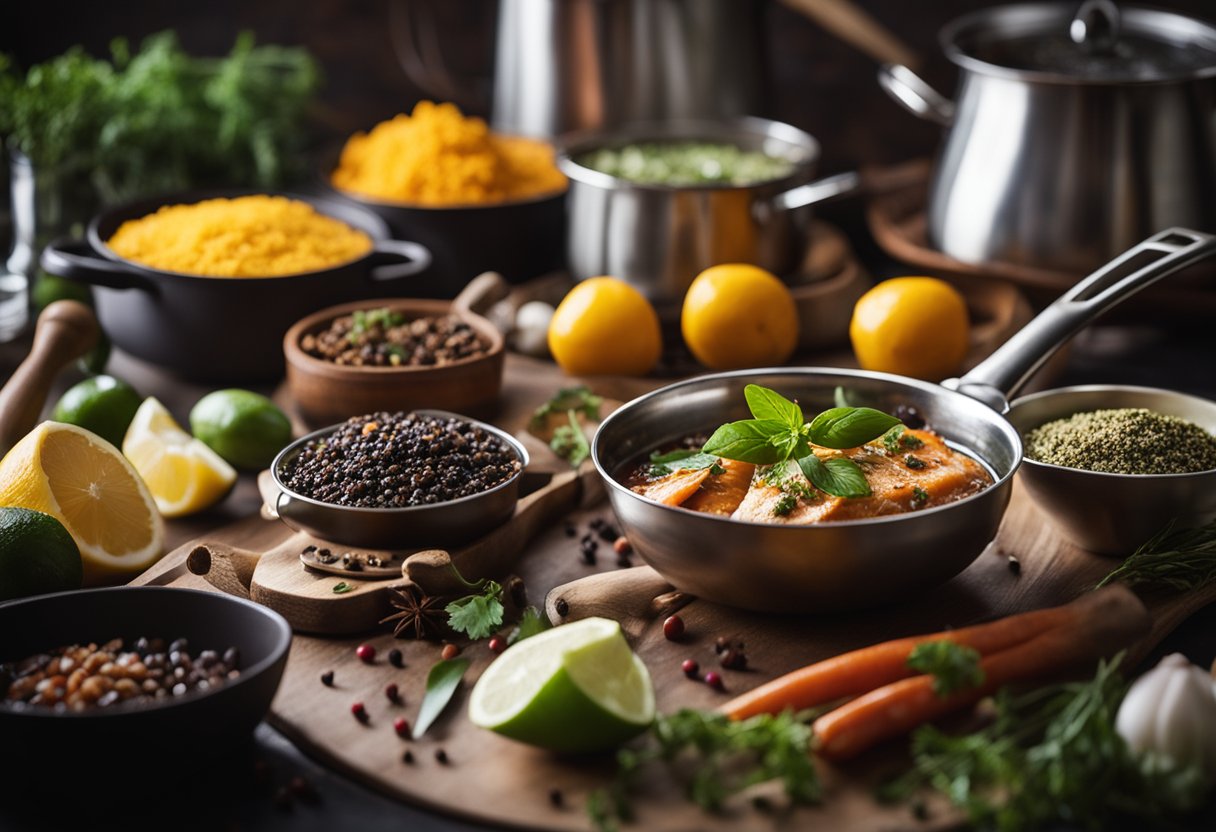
(0, 422, 163, 585)
(548, 277, 662, 376)
(850, 277, 970, 381)
(681, 264, 799, 370)
(123, 398, 237, 519)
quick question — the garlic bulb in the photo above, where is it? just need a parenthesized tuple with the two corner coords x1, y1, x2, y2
(1116, 653, 1216, 782)
(512, 301, 555, 357)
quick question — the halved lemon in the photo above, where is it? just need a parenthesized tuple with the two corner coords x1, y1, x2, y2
(0, 421, 164, 584)
(123, 398, 237, 519)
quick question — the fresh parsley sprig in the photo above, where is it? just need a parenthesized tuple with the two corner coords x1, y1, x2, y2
(906, 641, 984, 696)
(444, 564, 506, 640)
(701, 384, 900, 498)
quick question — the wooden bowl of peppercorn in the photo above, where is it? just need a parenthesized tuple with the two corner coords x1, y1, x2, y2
(1008, 385, 1216, 555)
(284, 297, 505, 428)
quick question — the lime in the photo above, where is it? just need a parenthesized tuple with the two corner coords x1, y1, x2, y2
(32, 273, 93, 311)
(51, 375, 143, 448)
(0, 506, 83, 601)
(469, 617, 655, 753)
(78, 330, 112, 376)
(189, 389, 292, 470)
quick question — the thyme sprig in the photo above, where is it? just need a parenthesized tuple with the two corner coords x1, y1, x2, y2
(1096, 518, 1216, 592)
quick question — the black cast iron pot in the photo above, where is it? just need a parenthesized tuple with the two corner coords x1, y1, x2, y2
(39, 189, 433, 382)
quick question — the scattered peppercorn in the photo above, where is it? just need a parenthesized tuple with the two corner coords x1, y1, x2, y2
(441, 644, 460, 661)
(402, 750, 415, 765)
(488, 636, 507, 655)
(301, 310, 490, 367)
(612, 536, 632, 555)
(356, 644, 376, 663)
(616, 555, 632, 569)
(320, 670, 335, 687)
(388, 648, 404, 668)
(704, 671, 725, 691)
(394, 717, 411, 738)
(597, 524, 620, 543)
(590, 518, 604, 530)
(714, 636, 731, 654)
(351, 702, 368, 723)
(1025, 408, 1216, 474)
(555, 598, 570, 617)
(663, 615, 685, 641)
(280, 412, 522, 508)
(435, 748, 450, 765)
(564, 524, 577, 538)
(682, 659, 700, 678)
(1008, 555, 1022, 575)
(549, 788, 564, 808)
(720, 648, 748, 670)
(385, 683, 400, 704)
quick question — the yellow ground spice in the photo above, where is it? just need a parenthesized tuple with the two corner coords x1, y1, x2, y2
(331, 101, 567, 206)
(107, 195, 374, 278)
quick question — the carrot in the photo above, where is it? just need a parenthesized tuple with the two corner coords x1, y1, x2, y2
(812, 585, 1150, 760)
(721, 601, 1075, 721)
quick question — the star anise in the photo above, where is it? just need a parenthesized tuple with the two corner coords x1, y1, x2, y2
(381, 585, 447, 640)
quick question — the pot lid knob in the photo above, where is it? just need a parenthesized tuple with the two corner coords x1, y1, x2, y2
(1070, 0, 1122, 54)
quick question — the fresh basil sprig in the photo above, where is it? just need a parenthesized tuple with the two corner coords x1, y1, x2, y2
(701, 384, 900, 498)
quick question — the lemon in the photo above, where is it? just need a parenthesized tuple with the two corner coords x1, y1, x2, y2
(850, 277, 970, 381)
(0, 506, 82, 601)
(469, 617, 655, 753)
(0, 422, 163, 585)
(548, 278, 662, 376)
(51, 374, 142, 448)
(681, 264, 799, 370)
(123, 398, 237, 518)
(189, 389, 292, 470)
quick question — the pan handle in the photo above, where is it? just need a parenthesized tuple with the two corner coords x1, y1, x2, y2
(946, 228, 1216, 409)
(367, 239, 433, 282)
(40, 238, 156, 292)
(878, 64, 955, 126)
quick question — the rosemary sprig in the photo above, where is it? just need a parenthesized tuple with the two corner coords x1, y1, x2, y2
(1096, 518, 1216, 592)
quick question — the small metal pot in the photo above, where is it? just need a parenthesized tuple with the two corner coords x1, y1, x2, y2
(268, 410, 529, 549)
(879, 2, 1216, 274)
(558, 118, 861, 305)
(39, 190, 432, 382)
(592, 228, 1216, 612)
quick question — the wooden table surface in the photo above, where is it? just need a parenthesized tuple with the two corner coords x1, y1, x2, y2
(1, 247, 1214, 831)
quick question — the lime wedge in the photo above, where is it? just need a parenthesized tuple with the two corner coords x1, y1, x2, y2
(469, 617, 655, 753)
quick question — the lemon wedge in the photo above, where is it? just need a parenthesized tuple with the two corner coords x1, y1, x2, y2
(123, 398, 237, 519)
(0, 421, 164, 584)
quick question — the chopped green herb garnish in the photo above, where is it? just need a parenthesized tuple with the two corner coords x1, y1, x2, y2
(332, 581, 353, 594)
(550, 410, 592, 467)
(911, 486, 929, 507)
(530, 386, 602, 430)
(901, 432, 924, 449)
(772, 493, 798, 517)
(905, 455, 926, 470)
(906, 641, 984, 696)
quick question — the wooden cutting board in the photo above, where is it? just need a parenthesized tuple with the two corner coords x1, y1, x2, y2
(132, 477, 1216, 832)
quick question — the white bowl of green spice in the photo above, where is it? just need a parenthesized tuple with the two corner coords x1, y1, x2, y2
(1008, 385, 1216, 555)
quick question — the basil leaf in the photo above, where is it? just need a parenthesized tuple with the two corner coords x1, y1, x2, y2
(649, 449, 700, 464)
(744, 384, 803, 430)
(702, 419, 789, 464)
(833, 386, 852, 408)
(797, 454, 872, 498)
(649, 452, 722, 477)
(415, 657, 470, 738)
(807, 407, 902, 449)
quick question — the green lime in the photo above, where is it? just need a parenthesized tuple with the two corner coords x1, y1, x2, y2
(0, 507, 83, 601)
(51, 374, 143, 449)
(78, 330, 112, 376)
(190, 389, 292, 470)
(32, 273, 93, 311)
(468, 617, 655, 753)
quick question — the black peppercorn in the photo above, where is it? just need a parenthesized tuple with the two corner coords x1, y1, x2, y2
(388, 648, 404, 668)
(321, 670, 335, 687)
(435, 748, 449, 765)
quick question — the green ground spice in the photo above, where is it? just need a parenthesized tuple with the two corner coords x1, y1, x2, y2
(1024, 408, 1216, 475)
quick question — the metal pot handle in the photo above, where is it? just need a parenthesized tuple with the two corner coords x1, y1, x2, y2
(367, 239, 433, 282)
(877, 64, 955, 126)
(945, 228, 1216, 410)
(40, 238, 155, 292)
(773, 171, 863, 212)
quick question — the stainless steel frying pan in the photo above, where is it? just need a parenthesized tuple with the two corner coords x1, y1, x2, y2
(591, 228, 1216, 612)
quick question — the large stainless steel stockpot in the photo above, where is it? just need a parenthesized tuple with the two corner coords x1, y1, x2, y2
(880, 2, 1216, 274)
(559, 118, 860, 306)
(592, 228, 1216, 612)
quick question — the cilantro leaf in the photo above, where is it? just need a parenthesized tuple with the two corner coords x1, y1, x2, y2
(906, 641, 984, 696)
(550, 410, 591, 466)
(445, 580, 504, 640)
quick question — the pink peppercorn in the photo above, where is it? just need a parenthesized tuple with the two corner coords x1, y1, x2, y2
(355, 644, 376, 663)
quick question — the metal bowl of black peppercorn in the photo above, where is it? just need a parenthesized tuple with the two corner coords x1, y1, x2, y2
(269, 409, 529, 549)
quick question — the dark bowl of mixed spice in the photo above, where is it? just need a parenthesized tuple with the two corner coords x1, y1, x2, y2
(0, 586, 291, 778)
(1008, 385, 1216, 555)
(269, 410, 528, 549)
(284, 298, 504, 427)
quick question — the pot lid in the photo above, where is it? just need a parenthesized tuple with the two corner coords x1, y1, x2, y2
(942, 2, 1216, 84)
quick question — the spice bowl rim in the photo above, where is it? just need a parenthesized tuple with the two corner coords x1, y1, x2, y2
(270, 408, 530, 517)
(282, 296, 504, 378)
(1009, 384, 1216, 480)
(0, 586, 292, 721)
